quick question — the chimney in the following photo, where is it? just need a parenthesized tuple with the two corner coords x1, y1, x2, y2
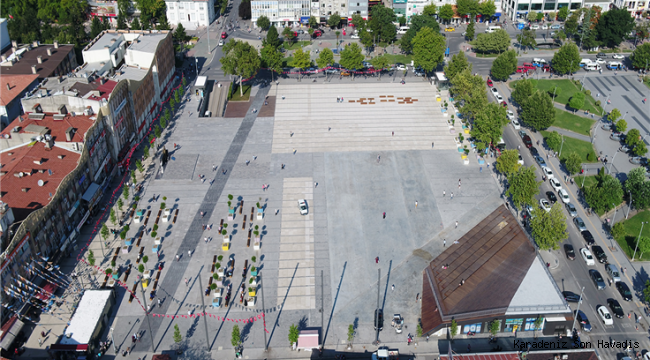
(33, 41, 39, 48)
(11, 40, 17, 48)
(53, 41, 59, 49)
(11, 47, 17, 54)
(15, 53, 21, 61)
(47, 48, 52, 56)
(100, 77, 105, 85)
(37, 56, 43, 64)
(6, 84, 10, 91)
(31, 65, 37, 74)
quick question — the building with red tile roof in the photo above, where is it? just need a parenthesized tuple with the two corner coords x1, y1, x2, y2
(0, 112, 95, 151)
(0, 74, 39, 129)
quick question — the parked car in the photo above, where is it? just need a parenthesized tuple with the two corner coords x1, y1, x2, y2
(602, 123, 613, 131)
(530, 147, 539, 156)
(590, 269, 606, 289)
(607, 298, 624, 318)
(606, 264, 621, 283)
(566, 202, 578, 217)
(574, 217, 587, 231)
(221, 32, 228, 39)
(558, 188, 570, 203)
(549, 178, 562, 191)
(610, 133, 625, 141)
(581, 230, 595, 246)
(507, 110, 515, 121)
(596, 52, 607, 58)
(542, 167, 554, 179)
(534, 155, 547, 167)
(350, 34, 360, 39)
(395, 63, 407, 71)
(562, 290, 581, 302)
(612, 53, 625, 59)
(616, 282, 633, 301)
(545, 191, 556, 203)
(550, 24, 562, 29)
(487, 78, 493, 87)
(522, 62, 536, 71)
(594, 58, 606, 65)
(523, 135, 533, 148)
(518, 130, 527, 139)
(564, 244, 576, 260)
(539, 198, 552, 212)
(576, 310, 592, 332)
(533, 58, 547, 65)
(491, 88, 500, 97)
(445, 27, 455, 32)
(298, 199, 308, 215)
(597, 306, 614, 325)
(512, 119, 520, 129)
(531, 24, 540, 30)
(517, 153, 524, 165)
(630, 157, 647, 165)
(581, 248, 595, 266)
(495, 94, 504, 102)
(592, 245, 607, 263)
(312, 29, 323, 37)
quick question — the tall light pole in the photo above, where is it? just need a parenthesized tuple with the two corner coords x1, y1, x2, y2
(110, 327, 117, 353)
(195, 57, 199, 76)
(608, 150, 619, 174)
(626, 191, 633, 219)
(570, 286, 585, 332)
(633, 221, 648, 261)
(612, 203, 618, 228)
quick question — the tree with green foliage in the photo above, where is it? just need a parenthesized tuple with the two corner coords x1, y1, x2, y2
(91, 16, 104, 39)
(548, 85, 562, 99)
(470, 103, 508, 147)
(257, 15, 270, 30)
(506, 166, 541, 209)
(626, 129, 642, 147)
(608, 108, 622, 123)
(143, 145, 150, 160)
(110, 208, 117, 225)
(616, 119, 628, 133)
(220, 40, 261, 97)
(117, 198, 124, 214)
(260, 44, 283, 82)
(517, 29, 537, 50)
(530, 203, 568, 250)
(557, 7, 569, 21)
(131, 17, 142, 30)
(450, 319, 458, 339)
(239, 0, 251, 20)
(465, 20, 476, 41)
(644, 280, 650, 303)
(597, 8, 635, 48)
(496, 149, 522, 177)
(370, 55, 391, 79)
(457, 0, 480, 17)
(444, 52, 472, 81)
(511, 78, 534, 106)
(288, 324, 299, 345)
(480, 0, 497, 19)
(347, 324, 355, 345)
(317, 48, 334, 68)
(632, 43, 650, 71)
(527, 11, 538, 23)
(490, 49, 517, 81)
(282, 26, 296, 43)
(101, 224, 110, 242)
(123, 186, 129, 201)
(340, 43, 364, 76)
(423, 3, 437, 16)
(584, 167, 624, 214)
(564, 152, 582, 175)
(131, 170, 137, 185)
(173, 323, 182, 345)
(640, 237, 650, 260)
(133, 0, 167, 28)
(264, 26, 282, 48)
(399, 14, 440, 54)
(309, 16, 319, 28)
(552, 43, 581, 75)
(136, 159, 145, 173)
(231, 325, 241, 347)
(625, 167, 650, 210)
(351, 14, 367, 30)
(411, 27, 445, 73)
(174, 23, 189, 43)
(291, 48, 312, 77)
(536, 11, 545, 21)
(568, 92, 585, 111)
(88, 249, 96, 266)
(439, 4, 455, 23)
(548, 11, 557, 21)
(564, 12, 579, 38)
(489, 320, 500, 336)
(328, 12, 342, 28)
(398, 15, 407, 26)
(633, 141, 648, 157)
(521, 91, 555, 131)
(368, 5, 397, 45)
(546, 131, 562, 151)
(117, 13, 128, 30)
(450, 69, 488, 120)
(472, 29, 511, 54)
(612, 221, 626, 240)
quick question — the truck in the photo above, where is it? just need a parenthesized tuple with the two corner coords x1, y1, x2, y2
(372, 348, 399, 360)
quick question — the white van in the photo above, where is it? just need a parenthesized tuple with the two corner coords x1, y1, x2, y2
(607, 61, 622, 70)
(397, 26, 409, 35)
(585, 63, 601, 71)
(580, 58, 592, 67)
(485, 26, 501, 33)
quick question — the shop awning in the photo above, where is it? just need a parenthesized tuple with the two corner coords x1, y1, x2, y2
(82, 182, 101, 203)
(297, 330, 319, 350)
(35, 281, 59, 301)
(49, 343, 89, 351)
(0, 315, 25, 351)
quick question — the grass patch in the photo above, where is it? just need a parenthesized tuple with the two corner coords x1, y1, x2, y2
(384, 54, 413, 64)
(282, 56, 294, 67)
(574, 175, 598, 189)
(516, 79, 603, 114)
(282, 41, 311, 50)
(228, 83, 251, 101)
(614, 211, 650, 261)
(553, 108, 595, 136)
(476, 53, 500, 58)
(541, 130, 598, 163)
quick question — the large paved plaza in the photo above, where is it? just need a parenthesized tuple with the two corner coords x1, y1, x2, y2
(107, 82, 504, 358)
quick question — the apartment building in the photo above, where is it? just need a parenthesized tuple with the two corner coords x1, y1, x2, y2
(166, 0, 216, 30)
(0, 41, 78, 79)
(252, 0, 333, 27)
(503, 0, 583, 21)
(0, 74, 39, 129)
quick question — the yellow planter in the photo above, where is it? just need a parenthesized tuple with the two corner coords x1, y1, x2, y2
(248, 290, 257, 297)
(142, 279, 149, 289)
(436, 95, 442, 102)
(464, 129, 470, 134)
(222, 242, 230, 251)
(461, 154, 468, 160)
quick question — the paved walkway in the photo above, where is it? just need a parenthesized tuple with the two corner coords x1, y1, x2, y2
(547, 126, 592, 143)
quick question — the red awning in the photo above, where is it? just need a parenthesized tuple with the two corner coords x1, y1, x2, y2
(49, 344, 89, 352)
(297, 330, 319, 350)
(35, 281, 58, 301)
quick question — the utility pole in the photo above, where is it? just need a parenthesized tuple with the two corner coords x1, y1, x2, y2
(197, 271, 211, 350)
(139, 284, 156, 352)
(570, 287, 585, 332)
(633, 221, 647, 261)
(373, 269, 381, 346)
(608, 150, 619, 174)
(207, 20, 211, 55)
(110, 327, 117, 353)
(260, 272, 268, 351)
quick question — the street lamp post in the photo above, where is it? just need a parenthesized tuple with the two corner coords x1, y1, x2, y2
(633, 221, 648, 261)
(608, 150, 619, 174)
(570, 286, 585, 332)
(559, 134, 565, 158)
(612, 203, 618, 228)
(110, 327, 117, 353)
(195, 57, 199, 76)
(627, 191, 633, 219)
(602, 94, 610, 116)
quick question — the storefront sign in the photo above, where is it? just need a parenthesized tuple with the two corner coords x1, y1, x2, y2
(77, 211, 90, 232)
(94, 154, 110, 182)
(78, 175, 86, 186)
(67, 200, 80, 218)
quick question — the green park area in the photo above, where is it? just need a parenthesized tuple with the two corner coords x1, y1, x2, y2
(574, 175, 598, 189)
(541, 130, 598, 163)
(283, 41, 311, 50)
(553, 108, 595, 136)
(531, 79, 602, 114)
(384, 54, 413, 64)
(228, 84, 251, 101)
(613, 211, 650, 261)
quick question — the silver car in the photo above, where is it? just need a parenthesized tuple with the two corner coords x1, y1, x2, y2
(574, 217, 587, 232)
(566, 202, 578, 217)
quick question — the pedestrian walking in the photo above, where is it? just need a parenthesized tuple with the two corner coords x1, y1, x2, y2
(275, 209, 279, 215)
(456, 221, 458, 228)
(377, 155, 380, 163)
(158, 298, 162, 307)
(383, 212, 386, 219)
(392, 131, 394, 136)
(451, 192, 454, 199)
(444, 239, 446, 247)
(432, 142, 434, 148)
(213, 164, 216, 171)
(480, 167, 483, 173)
(176, 254, 180, 261)
(375, 256, 379, 264)
(415, 201, 418, 208)
(392, 284, 395, 291)
(185, 278, 188, 286)
(188, 250, 192, 257)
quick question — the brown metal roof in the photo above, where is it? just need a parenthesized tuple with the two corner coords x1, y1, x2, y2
(422, 205, 536, 332)
(1, 45, 75, 78)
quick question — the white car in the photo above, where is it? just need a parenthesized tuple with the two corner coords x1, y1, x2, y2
(512, 119, 520, 129)
(542, 167, 554, 179)
(495, 94, 504, 102)
(298, 199, 308, 215)
(395, 64, 407, 71)
(558, 188, 570, 203)
(598, 306, 614, 325)
(531, 25, 540, 30)
(612, 54, 625, 59)
(539, 198, 552, 212)
(507, 110, 515, 121)
(517, 153, 524, 165)
(491, 88, 500, 97)
(350, 34, 360, 39)
(594, 58, 606, 65)
(533, 58, 547, 64)
(581, 248, 595, 266)
(549, 178, 562, 191)
(218, 40, 224, 46)
(542, 24, 548, 30)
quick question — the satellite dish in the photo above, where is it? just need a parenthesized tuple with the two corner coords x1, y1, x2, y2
(37, 180, 44, 187)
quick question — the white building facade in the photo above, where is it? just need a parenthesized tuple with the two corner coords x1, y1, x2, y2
(503, 0, 584, 21)
(166, 0, 216, 30)
(252, 0, 311, 27)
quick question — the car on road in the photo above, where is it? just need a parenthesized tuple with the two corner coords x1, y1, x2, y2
(500, 101, 508, 107)
(350, 34, 360, 39)
(592, 245, 607, 263)
(298, 199, 308, 215)
(512, 119, 520, 129)
(581, 248, 595, 266)
(523, 135, 533, 148)
(581, 230, 595, 246)
(594, 58, 606, 65)
(534, 155, 547, 167)
(495, 94, 504, 102)
(413, 69, 425, 77)
(630, 157, 647, 165)
(517, 153, 524, 165)
(539, 198, 552, 212)
(340, 70, 352, 76)
(533, 58, 547, 65)
(394, 63, 407, 71)
(602, 123, 613, 131)
(607, 298, 625, 318)
(518, 130, 527, 139)
(620, 145, 631, 153)
(612, 53, 625, 59)
(562, 290, 581, 302)
(590, 269, 606, 289)
(546, 191, 557, 203)
(606, 264, 621, 283)
(574, 217, 587, 231)
(530, 147, 539, 156)
(522, 62, 536, 71)
(507, 110, 515, 121)
(558, 188, 570, 203)
(221, 32, 227, 39)
(566, 202, 578, 217)
(531, 24, 540, 30)
(516, 66, 529, 73)
(610, 133, 625, 141)
(550, 24, 562, 29)
(374, 309, 384, 330)
(445, 27, 455, 32)
(597, 306, 614, 325)
(363, 61, 373, 68)
(491, 87, 500, 97)
(564, 244, 576, 260)
(596, 52, 607, 58)
(324, 67, 339, 74)
(542, 166, 554, 179)
(218, 39, 224, 46)
(550, 178, 562, 191)
(576, 310, 592, 332)
(616, 282, 633, 301)
(312, 29, 323, 37)
(487, 78, 493, 87)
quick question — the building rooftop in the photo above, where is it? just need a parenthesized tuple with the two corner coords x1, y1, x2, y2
(440, 350, 598, 360)
(114, 64, 149, 81)
(0, 112, 95, 149)
(0, 44, 75, 78)
(128, 33, 167, 53)
(421, 206, 569, 333)
(0, 74, 39, 106)
(70, 78, 117, 101)
(86, 33, 124, 52)
(60, 290, 112, 345)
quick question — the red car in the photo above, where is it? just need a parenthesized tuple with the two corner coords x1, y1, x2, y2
(522, 62, 536, 71)
(221, 32, 227, 39)
(487, 78, 493, 87)
(501, 101, 508, 107)
(516, 66, 528, 73)
(313, 30, 323, 38)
